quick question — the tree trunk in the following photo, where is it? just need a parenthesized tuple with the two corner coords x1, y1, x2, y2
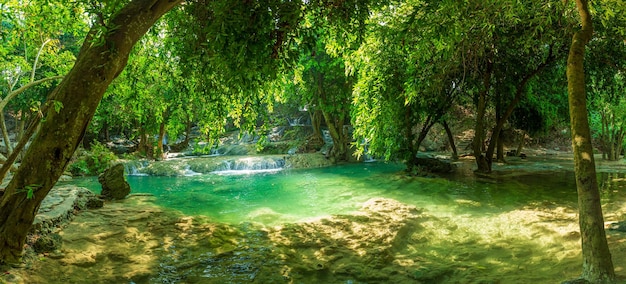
(157, 120, 166, 160)
(442, 120, 458, 160)
(0, 112, 13, 156)
(322, 110, 349, 162)
(16, 113, 25, 143)
(473, 59, 492, 173)
(515, 130, 525, 157)
(0, 0, 181, 264)
(496, 130, 505, 162)
(485, 45, 554, 167)
(137, 125, 153, 159)
(566, 0, 615, 282)
(310, 109, 324, 144)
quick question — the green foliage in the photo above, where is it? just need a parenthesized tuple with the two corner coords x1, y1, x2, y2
(191, 139, 215, 156)
(16, 184, 42, 199)
(68, 142, 118, 176)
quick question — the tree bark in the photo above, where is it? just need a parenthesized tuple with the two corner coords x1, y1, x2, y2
(322, 110, 349, 162)
(0, 0, 181, 264)
(309, 109, 324, 145)
(566, 0, 615, 282)
(473, 59, 492, 173)
(515, 130, 525, 157)
(157, 120, 166, 160)
(442, 120, 458, 160)
(0, 112, 12, 156)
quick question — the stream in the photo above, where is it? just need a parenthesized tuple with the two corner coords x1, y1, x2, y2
(15, 155, 626, 283)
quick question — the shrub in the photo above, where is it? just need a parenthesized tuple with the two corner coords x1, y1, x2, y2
(68, 141, 118, 176)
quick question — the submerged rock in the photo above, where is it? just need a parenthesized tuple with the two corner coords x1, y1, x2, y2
(267, 198, 423, 283)
(98, 163, 131, 200)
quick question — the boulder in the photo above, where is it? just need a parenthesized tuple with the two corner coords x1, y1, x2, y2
(98, 163, 131, 200)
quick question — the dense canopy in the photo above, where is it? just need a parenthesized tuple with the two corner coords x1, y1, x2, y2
(1, 0, 626, 282)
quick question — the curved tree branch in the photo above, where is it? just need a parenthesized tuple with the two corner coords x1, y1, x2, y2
(0, 75, 64, 111)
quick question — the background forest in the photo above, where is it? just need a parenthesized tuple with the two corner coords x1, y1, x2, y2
(0, 0, 624, 174)
(1, 1, 625, 173)
(1, 0, 626, 282)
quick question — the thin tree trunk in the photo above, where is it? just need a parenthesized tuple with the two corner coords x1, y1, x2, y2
(16, 113, 25, 143)
(0, 0, 181, 264)
(157, 121, 166, 160)
(496, 130, 505, 162)
(442, 120, 458, 160)
(515, 130, 525, 157)
(566, 0, 615, 282)
(0, 112, 13, 156)
(485, 46, 554, 167)
(404, 104, 418, 172)
(473, 59, 492, 173)
(310, 109, 324, 143)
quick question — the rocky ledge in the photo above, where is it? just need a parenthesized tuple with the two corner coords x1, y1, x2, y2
(31, 186, 103, 236)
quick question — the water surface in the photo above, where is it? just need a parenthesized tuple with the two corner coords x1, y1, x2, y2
(57, 160, 626, 283)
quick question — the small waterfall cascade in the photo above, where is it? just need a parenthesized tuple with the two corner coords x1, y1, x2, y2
(362, 143, 376, 163)
(288, 116, 304, 126)
(124, 160, 149, 176)
(213, 157, 286, 174)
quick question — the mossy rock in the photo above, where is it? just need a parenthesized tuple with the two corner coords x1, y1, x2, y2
(33, 233, 62, 253)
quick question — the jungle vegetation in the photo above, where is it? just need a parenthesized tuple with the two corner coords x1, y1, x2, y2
(1, 0, 625, 282)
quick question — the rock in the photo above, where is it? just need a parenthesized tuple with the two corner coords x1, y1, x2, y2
(85, 198, 104, 209)
(414, 156, 455, 173)
(98, 163, 131, 200)
(32, 233, 62, 253)
(58, 174, 73, 182)
(32, 186, 101, 234)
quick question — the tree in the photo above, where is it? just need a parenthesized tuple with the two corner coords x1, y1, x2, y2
(586, 5, 626, 161)
(0, 0, 182, 264)
(290, 36, 354, 162)
(0, 0, 85, 163)
(349, 1, 461, 171)
(0, 0, 367, 262)
(565, 0, 615, 282)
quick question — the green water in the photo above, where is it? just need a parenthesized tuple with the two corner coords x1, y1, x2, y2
(70, 162, 592, 225)
(58, 160, 626, 283)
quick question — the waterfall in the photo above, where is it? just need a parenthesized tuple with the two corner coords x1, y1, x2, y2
(124, 161, 149, 176)
(288, 116, 304, 126)
(213, 157, 285, 175)
(181, 165, 201, 176)
(362, 142, 376, 163)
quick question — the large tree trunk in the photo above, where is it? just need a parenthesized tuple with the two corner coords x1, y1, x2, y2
(322, 110, 349, 162)
(566, 0, 615, 282)
(0, 0, 181, 264)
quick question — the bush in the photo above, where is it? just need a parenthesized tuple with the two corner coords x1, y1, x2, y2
(68, 141, 118, 176)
